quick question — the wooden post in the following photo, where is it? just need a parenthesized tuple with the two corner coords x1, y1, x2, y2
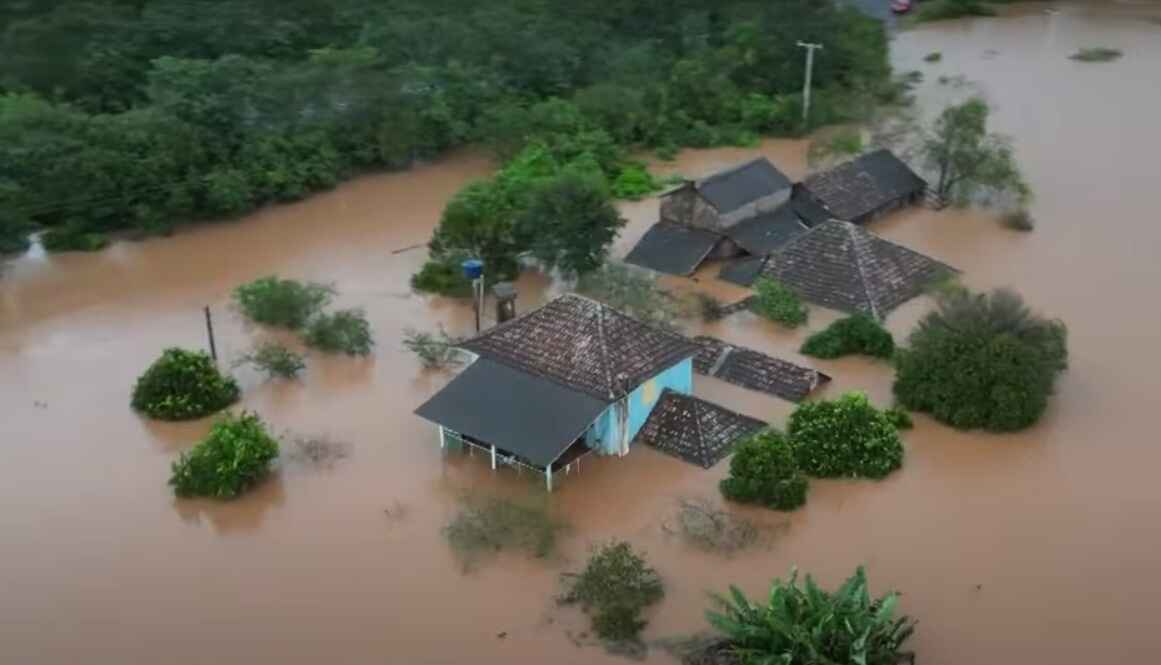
(203, 306, 217, 362)
(545, 465, 553, 492)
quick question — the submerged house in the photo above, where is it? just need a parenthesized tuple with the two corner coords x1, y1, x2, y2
(414, 294, 701, 490)
(720, 219, 955, 320)
(626, 158, 808, 275)
(796, 149, 927, 225)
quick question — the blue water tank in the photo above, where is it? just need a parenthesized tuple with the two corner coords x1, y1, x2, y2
(461, 259, 484, 280)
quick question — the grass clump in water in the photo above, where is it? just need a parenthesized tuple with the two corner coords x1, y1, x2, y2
(663, 497, 768, 555)
(924, 51, 943, 63)
(561, 541, 664, 642)
(1070, 47, 1123, 63)
(444, 495, 566, 570)
(912, 0, 996, 23)
(235, 341, 306, 379)
(305, 308, 374, 356)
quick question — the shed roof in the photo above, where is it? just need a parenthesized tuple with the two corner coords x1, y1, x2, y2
(633, 390, 766, 468)
(725, 204, 808, 256)
(413, 358, 607, 468)
(759, 219, 954, 319)
(459, 294, 700, 402)
(692, 336, 831, 403)
(801, 149, 926, 221)
(692, 158, 793, 214)
(790, 187, 833, 227)
(624, 221, 722, 276)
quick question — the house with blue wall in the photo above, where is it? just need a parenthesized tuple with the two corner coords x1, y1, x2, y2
(415, 294, 700, 490)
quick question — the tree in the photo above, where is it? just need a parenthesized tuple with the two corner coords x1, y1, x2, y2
(800, 313, 895, 359)
(561, 541, 665, 642)
(575, 263, 684, 331)
(787, 392, 904, 479)
(707, 567, 916, 665)
(516, 172, 625, 275)
(923, 97, 1029, 205)
(893, 288, 1068, 432)
(719, 430, 808, 511)
(169, 411, 279, 499)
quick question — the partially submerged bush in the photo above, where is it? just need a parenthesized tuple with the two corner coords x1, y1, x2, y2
(576, 262, 684, 331)
(924, 51, 943, 63)
(893, 288, 1067, 432)
(788, 392, 904, 479)
(1070, 47, 1123, 63)
(169, 411, 279, 498)
(305, 308, 374, 356)
(706, 567, 915, 665)
(286, 434, 351, 468)
(611, 163, 661, 200)
(693, 292, 727, 322)
(132, 348, 240, 420)
(562, 541, 664, 642)
(800, 314, 895, 359)
(41, 224, 109, 252)
(751, 278, 807, 328)
(720, 430, 808, 511)
(913, 0, 995, 23)
(884, 407, 914, 431)
(235, 341, 305, 379)
(1001, 209, 1035, 231)
(233, 276, 334, 329)
(663, 498, 766, 555)
(402, 326, 463, 369)
(444, 495, 566, 570)
(411, 258, 474, 298)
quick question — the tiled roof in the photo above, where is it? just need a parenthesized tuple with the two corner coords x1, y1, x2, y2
(692, 336, 831, 403)
(633, 389, 766, 468)
(801, 149, 926, 221)
(694, 158, 793, 214)
(725, 204, 808, 255)
(624, 221, 722, 276)
(759, 219, 954, 319)
(459, 294, 700, 403)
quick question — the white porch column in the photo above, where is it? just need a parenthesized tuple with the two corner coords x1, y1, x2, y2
(491, 445, 497, 470)
(545, 465, 553, 492)
(439, 426, 446, 449)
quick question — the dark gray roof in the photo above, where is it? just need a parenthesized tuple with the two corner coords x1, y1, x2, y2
(414, 358, 607, 467)
(725, 204, 808, 255)
(459, 294, 700, 402)
(694, 158, 793, 214)
(693, 336, 831, 403)
(718, 256, 767, 287)
(633, 389, 766, 468)
(790, 187, 833, 227)
(801, 149, 927, 221)
(759, 219, 954, 319)
(624, 221, 722, 276)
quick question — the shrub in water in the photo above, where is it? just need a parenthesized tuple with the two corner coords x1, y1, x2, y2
(233, 275, 334, 329)
(411, 259, 474, 298)
(402, 326, 463, 369)
(169, 411, 279, 498)
(1070, 47, 1122, 63)
(751, 278, 807, 328)
(788, 392, 904, 479)
(131, 348, 240, 420)
(305, 308, 374, 356)
(707, 566, 915, 665)
(236, 341, 306, 379)
(443, 495, 565, 570)
(800, 313, 895, 359)
(884, 407, 914, 430)
(719, 430, 808, 511)
(893, 288, 1067, 432)
(562, 541, 664, 642)
(1001, 209, 1035, 232)
(610, 163, 661, 200)
(41, 224, 110, 252)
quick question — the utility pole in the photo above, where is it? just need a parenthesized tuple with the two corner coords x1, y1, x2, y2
(796, 41, 824, 127)
(203, 306, 218, 362)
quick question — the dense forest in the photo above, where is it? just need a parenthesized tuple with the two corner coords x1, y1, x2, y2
(0, 1, 891, 255)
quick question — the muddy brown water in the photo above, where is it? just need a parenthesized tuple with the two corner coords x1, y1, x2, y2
(3, 4, 1161, 664)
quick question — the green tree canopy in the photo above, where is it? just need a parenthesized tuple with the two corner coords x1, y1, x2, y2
(923, 97, 1030, 205)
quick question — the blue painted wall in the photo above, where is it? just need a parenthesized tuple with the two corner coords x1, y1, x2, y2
(584, 358, 693, 456)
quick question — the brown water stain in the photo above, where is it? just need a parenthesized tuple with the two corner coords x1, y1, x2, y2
(3, 3, 1161, 663)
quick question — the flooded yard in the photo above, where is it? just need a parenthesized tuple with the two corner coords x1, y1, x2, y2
(2, 3, 1160, 663)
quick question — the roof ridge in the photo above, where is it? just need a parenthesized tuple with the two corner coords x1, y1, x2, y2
(694, 157, 767, 187)
(844, 222, 881, 320)
(689, 394, 708, 463)
(593, 300, 616, 401)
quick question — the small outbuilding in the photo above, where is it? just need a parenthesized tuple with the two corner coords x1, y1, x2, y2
(633, 389, 766, 469)
(797, 149, 927, 225)
(661, 157, 794, 232)
(414, 294, 700, 490)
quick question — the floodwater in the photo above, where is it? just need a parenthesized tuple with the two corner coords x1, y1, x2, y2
(3, 3, 1160, 663)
